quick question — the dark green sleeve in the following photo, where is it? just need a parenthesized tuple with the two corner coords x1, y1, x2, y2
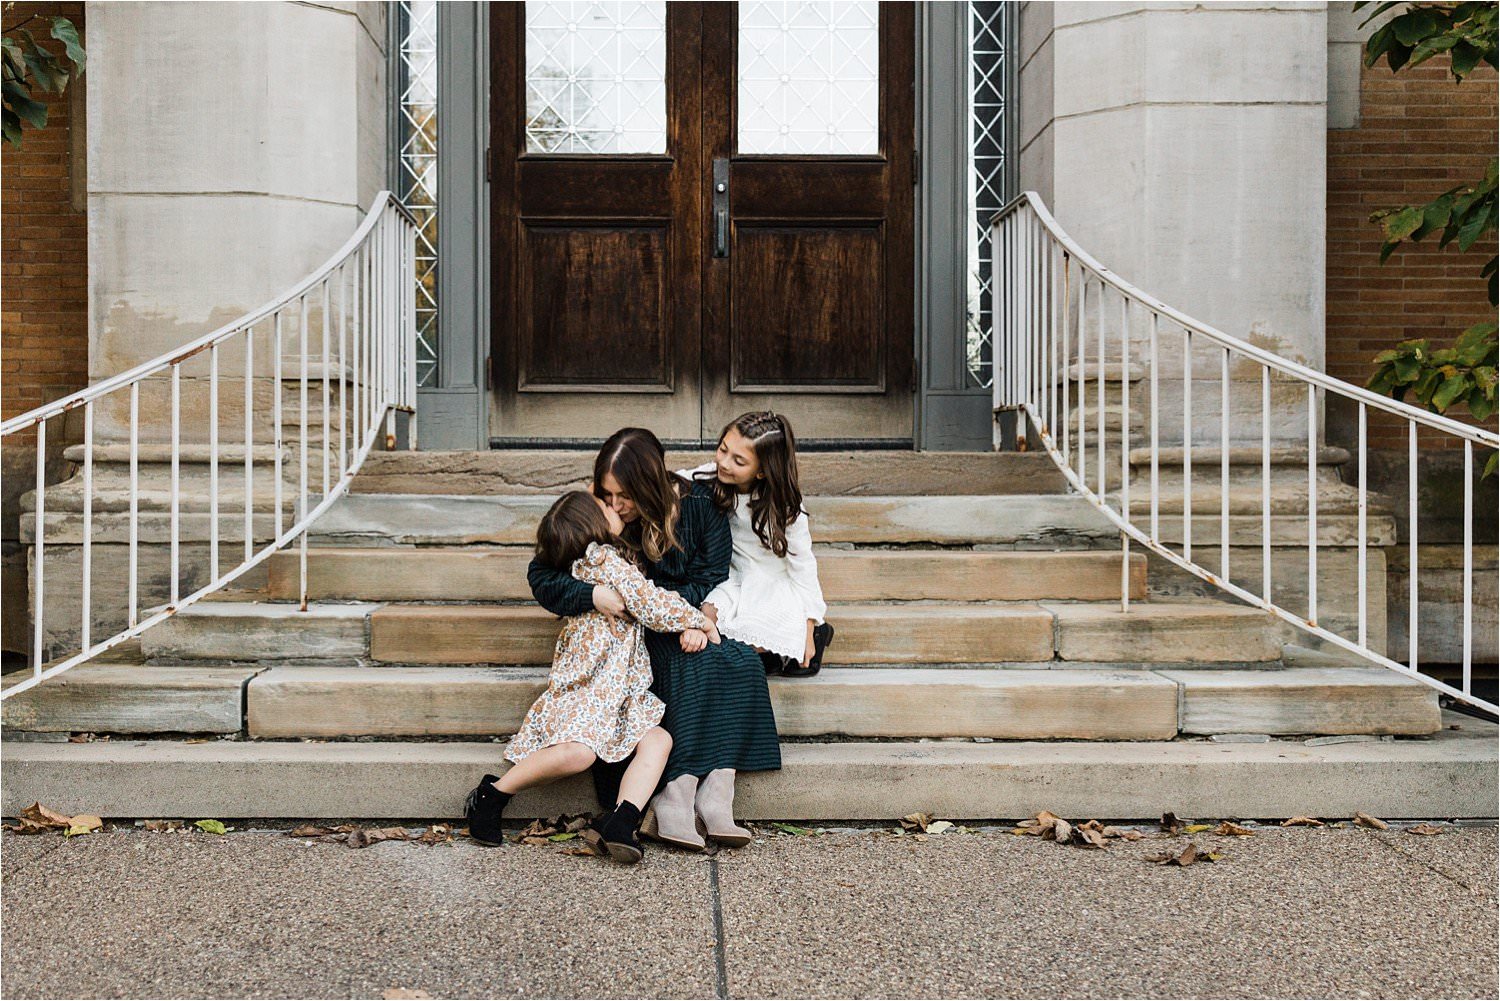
(527, 556, 594, 617)
(669, 494, 732, 608)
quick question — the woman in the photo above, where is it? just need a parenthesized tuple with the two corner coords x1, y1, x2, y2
(526, 427, 781, 851)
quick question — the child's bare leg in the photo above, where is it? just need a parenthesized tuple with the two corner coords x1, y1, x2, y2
(495, 741, 596, 795)
(616, 727, 673, 807)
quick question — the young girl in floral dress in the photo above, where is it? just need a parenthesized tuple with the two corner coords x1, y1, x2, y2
(463, 490, 718, 864)
(682, 411, 835, 677)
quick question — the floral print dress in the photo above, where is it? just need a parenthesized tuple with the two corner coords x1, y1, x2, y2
(505, 542, 709, 764)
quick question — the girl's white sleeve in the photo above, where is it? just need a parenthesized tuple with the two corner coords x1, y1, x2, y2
(675, 460, 717, 480)
(785, 510, 827, 625)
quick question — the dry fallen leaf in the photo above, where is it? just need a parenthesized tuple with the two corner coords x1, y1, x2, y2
(64, 815, 103, 837)
(1353, 812, 1389, 831)
(1101, 826, 1143, 841)
(1146, 842, 1222, 867)
(1405, 823, 1445, 837)
(900, 812, 934, 833)
(1281, 816, 1325, 828)
(348, 827, 413, 849)
(1160, 812, 1185, 836)
(926, 820, 955, 836)
(22, 803, 73, 829)
(143, 820, 183, 833)
(1073, 825, 1108, 849)
(288, 825, 333, 838)
(1182, 824, 1213, 834)
(416, 825, 452, 846)
(1212, 821, 1257, 837)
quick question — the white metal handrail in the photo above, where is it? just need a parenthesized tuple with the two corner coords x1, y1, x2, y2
(993, 190, 1498, 714)
(2, 192, 419, 700)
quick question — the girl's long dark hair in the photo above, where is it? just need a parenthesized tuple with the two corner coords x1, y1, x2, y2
(535, 491, 618, 570)
(699, 411, 803, 558)
(593, 427, 684, 562)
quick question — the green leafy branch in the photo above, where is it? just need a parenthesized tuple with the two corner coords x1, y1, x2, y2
(1, 4, 85, 148)
(1356, 2, 1498, 305)
(1367, 321, 1499, 474)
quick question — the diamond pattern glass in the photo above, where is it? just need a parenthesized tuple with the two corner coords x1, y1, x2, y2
(738, 1, 879, 155)
(967, 1, 1010, 389)
(396, 0, 438, 388)
(525, 1, 667, 154)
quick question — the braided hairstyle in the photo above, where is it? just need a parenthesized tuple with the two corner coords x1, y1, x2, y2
(698, 411, 804, 558)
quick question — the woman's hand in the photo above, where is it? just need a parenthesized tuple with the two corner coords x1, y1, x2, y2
(701, 601, 719, 624)
(592, 585, 626, 619)
(801, 619, 816, 668)
(704, 620, 722, 645)
(680, 628, 709, 653)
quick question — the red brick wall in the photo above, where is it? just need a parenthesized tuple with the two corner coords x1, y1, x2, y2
(1, 1, 89, 440)
(1327, 56, 1499, 452)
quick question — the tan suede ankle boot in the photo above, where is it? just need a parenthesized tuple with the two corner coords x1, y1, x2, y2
(695, 768, 752, 847)
(639, 774, 706, 852)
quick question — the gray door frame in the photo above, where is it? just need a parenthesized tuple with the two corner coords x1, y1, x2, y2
(420, 1, 991, 451)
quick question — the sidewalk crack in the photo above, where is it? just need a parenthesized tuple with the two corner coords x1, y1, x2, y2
(708, 856, 729, 999)
(1359, 828, 1496, 898)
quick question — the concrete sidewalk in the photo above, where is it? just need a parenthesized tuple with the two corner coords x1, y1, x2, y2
(2, 823, 1496, 999)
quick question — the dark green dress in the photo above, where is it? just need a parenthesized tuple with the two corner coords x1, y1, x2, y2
(526, 479, 782, 800)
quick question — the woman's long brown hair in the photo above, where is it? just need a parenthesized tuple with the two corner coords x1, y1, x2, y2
(698, 411, 803, 558)
(593, 427, 683, 562)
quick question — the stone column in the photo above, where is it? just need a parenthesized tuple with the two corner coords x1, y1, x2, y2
(22, 2, 389, 657)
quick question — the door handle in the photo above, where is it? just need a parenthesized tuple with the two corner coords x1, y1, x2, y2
(712, 158, 729, 258)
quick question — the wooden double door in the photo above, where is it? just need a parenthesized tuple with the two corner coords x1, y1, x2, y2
(490, 2, 914, 444)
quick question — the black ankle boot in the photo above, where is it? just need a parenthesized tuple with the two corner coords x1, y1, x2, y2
(464, 774, 511, 847)
(759, 650, 783, 675)
(782, 623, 835, 678)
(584, 800, 645, 864)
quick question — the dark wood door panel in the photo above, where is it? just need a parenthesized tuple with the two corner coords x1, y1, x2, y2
(730, 160, 890, 217)
(730, 224, 884, 391)
(517, 160, 673, 217)
(520, 225, 673, 391)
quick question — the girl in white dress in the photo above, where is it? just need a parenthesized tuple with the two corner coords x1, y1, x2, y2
(682, 411, 834, 677)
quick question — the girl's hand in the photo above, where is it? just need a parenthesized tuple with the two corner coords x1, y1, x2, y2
(801, 620, 816, 668)
(704, 621, 722, 645)
(701, 601, 719, 624)
(592, 585, 626, 619)
(680, 628, 708, 653)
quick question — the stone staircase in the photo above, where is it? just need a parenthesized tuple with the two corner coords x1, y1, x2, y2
(5, 450, 1494, 822)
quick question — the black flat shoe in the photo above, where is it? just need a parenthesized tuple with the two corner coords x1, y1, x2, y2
(464, 773, 509, 847)
(760, 650, 784, 675)
(781, 623, 835, 678)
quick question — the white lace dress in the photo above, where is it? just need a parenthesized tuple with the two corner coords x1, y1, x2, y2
(504, 542, 708, 764)
(680, 464, 827, 661)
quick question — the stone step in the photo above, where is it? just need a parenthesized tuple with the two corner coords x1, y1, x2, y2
(4, 714, 1492, 819)
(307, 493, 1119, 548)
(1043, 599, 1285, 663)
(264, 548, 1147, 603)
(1, 663, 255, 734)
(140, 596, 1285, 666)
(1159, 668, 1441, 736)
(244, 665, 1179, 740)
(140, 602, 376, 662)
(368, 602, 1060, 665)
(352, 449, 1068, 497)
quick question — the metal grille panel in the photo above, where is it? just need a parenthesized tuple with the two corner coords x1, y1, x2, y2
(396, 0, 439, 388)
(968, 1, 1010, 389)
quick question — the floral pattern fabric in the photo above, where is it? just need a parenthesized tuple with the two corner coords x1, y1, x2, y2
(505, 542, 709, 764)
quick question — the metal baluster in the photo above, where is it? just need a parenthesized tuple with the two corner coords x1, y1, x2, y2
(244, 326, 254, 561)
(1261, 366, 1271, 603)
(1097, 283, 1106, 498)
(1307, 384, 1318, 625)
(81, 401, 92, 652)
(33, 419, 45, 674)
(1121, 296, 1132, 612)
(1061, 257, 1071, 468)
(299, 294, 309, 610)
(209, 343, 219, 581)
(171, 364, 181, 606)
(129, 383, 139, 627)
(1149, 313, 1159, 540)
(338, 264, 348, 474)
(1182, 330, 1192, 563)
(273, 312, 284, 537)
(1357, 402, 1368, 649)
(1463, 440, 1473, 696)
(1077, 279, 1088, 487)
(1408, 421, 1418, 673)
(322, 280, 331, 496)
(1220, 348, 1230, 581)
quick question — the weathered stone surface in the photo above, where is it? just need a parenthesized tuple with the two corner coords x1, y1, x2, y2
(245, 665, 1177, 740)
(1045, 598, 1285, 663)
(309, 492, 1121, 548)
(4, 714, 1493, 819)
(369, 603, 1057, 665)
(1, 663, 255, 734)
(141, 601, 374, 661)
(1159, 668, 1442, 736)
(266, 547, 1146, 603)
(352, 450, 1068, 497)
